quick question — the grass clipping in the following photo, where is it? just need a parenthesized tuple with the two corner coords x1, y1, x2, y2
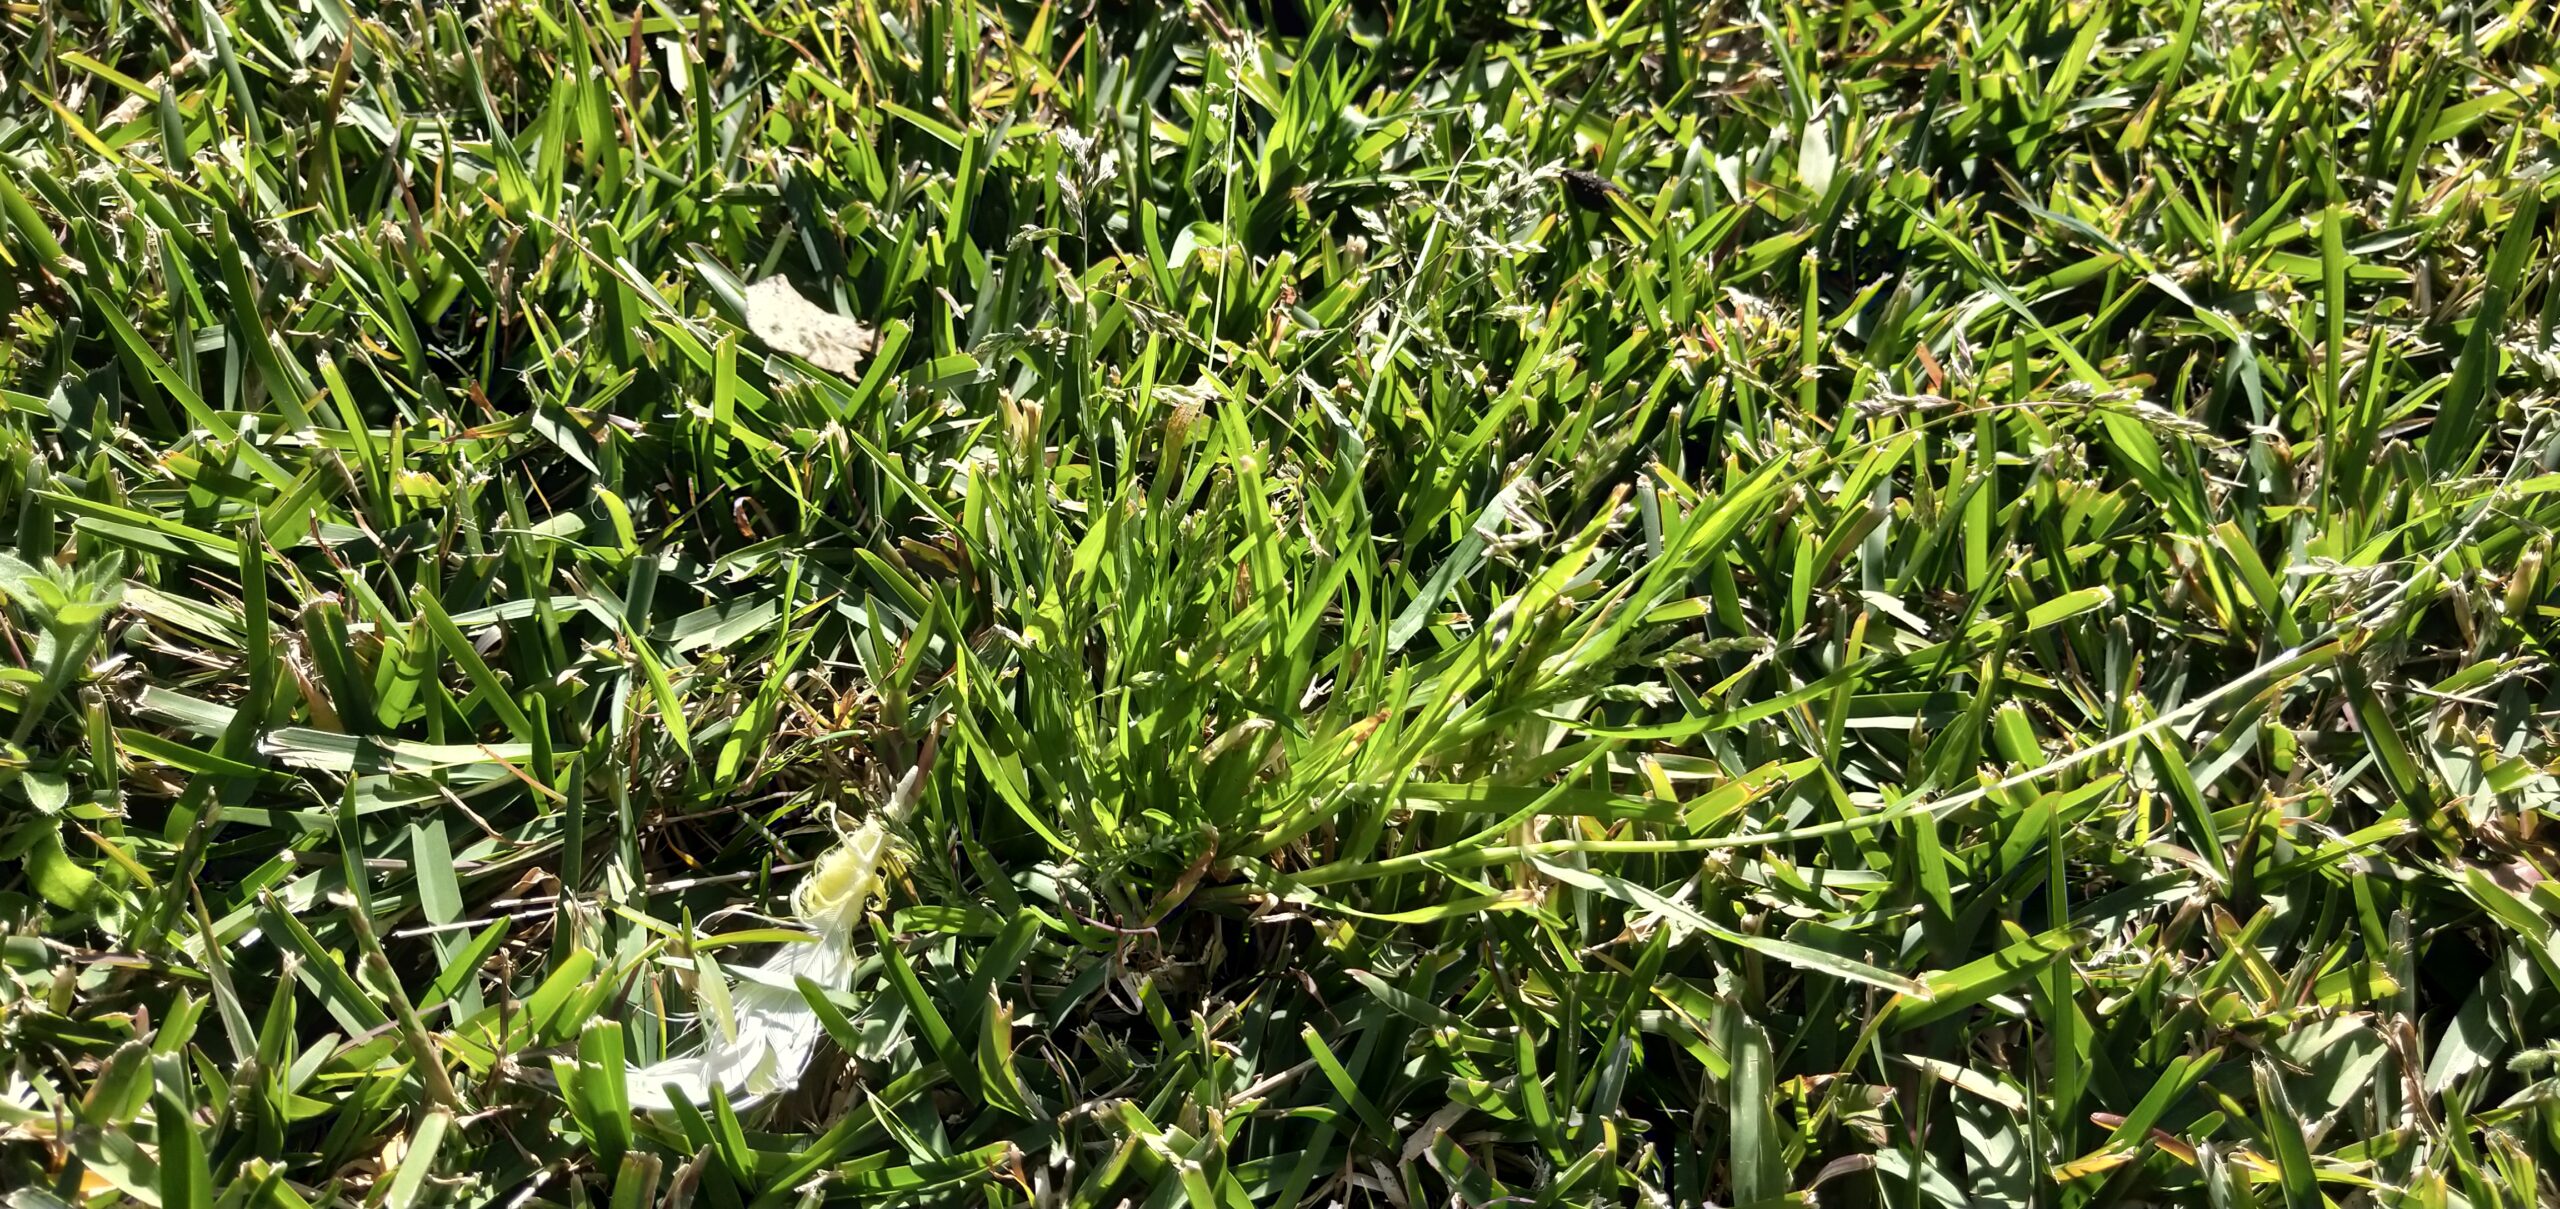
(622, 815, 901, 1113)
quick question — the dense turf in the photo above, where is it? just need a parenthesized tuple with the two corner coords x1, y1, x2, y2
(4, 0, 2560, 1204)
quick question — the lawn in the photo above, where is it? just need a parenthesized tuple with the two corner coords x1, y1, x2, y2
(3, 0, 2558, 1204)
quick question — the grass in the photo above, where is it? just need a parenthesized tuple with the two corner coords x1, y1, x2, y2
(2, 0, 2559, 1203)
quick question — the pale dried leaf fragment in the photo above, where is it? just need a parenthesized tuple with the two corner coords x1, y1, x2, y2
(622, 812, 905, 1112)
(744, 277, 876, 377)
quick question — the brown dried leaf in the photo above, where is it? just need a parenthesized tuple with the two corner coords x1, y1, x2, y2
(744, 277, 875, 377)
